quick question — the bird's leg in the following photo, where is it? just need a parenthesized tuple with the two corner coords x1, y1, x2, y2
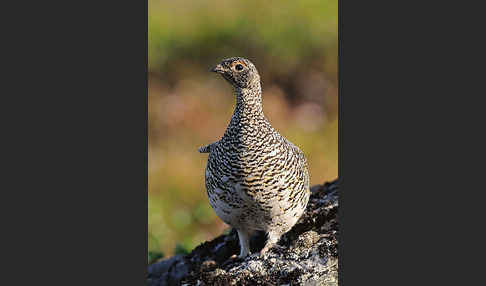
(236, 229, 252, 258)
(198, 142, 218, 153)
(260, 230, 282, 256)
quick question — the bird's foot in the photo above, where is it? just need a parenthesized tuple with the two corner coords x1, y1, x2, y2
(221, 254, 245, 268)
(260, 243, 284, 257)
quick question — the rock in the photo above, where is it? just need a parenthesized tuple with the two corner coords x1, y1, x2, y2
(147, 179, 339, 286)
(147, 254, 191, 286)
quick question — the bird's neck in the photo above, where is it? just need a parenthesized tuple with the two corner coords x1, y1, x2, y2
(222, 81, 269, 142)
(234, 81, 264, 117)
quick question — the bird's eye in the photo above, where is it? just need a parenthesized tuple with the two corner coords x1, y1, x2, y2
(235, 64, 244, 71)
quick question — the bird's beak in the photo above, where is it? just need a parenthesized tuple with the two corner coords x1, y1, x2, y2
(211, 64, 225, 74)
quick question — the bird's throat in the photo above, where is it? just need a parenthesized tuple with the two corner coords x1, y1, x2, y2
(234, 81, 263, 117)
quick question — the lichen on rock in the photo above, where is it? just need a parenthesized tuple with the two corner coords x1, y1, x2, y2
(147, 179, 339, 286)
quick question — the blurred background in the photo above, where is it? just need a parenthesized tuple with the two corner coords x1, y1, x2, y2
(148, 0, 338, 261)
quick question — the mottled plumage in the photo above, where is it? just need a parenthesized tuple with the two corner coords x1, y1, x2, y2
(199, 57, 310, 258)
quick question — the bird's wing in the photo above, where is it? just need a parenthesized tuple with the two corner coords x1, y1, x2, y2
(198, 141, 219, 153)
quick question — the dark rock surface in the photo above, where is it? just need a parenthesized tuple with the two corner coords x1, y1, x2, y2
(147, 179, 339, 286)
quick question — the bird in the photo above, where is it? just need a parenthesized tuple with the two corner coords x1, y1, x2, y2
(199, 57, 310, 258)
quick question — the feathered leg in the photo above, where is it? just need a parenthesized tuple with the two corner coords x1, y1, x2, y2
(260, 230, 283, 256)
(237, 229, 252, 258)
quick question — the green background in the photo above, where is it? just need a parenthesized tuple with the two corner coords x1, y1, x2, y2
(148, 0, 338, 261)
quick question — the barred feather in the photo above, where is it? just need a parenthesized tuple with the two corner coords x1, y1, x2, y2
(200, 57, 310, 257)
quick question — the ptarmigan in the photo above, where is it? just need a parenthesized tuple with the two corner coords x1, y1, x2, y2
(199, 57, 310, 258)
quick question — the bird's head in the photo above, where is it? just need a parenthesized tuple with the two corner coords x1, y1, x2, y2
(211, 57, 260, 89)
